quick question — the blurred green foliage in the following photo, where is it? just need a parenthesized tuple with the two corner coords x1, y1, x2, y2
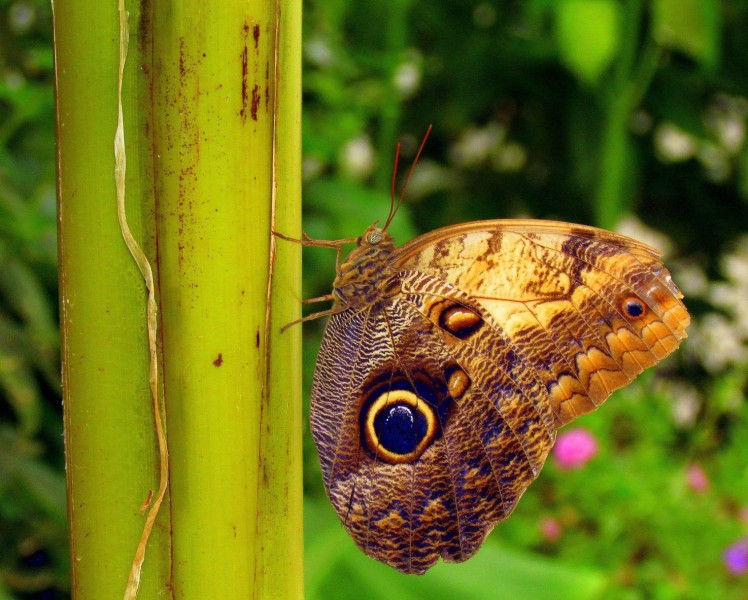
(2, 0, 748, 598)
(1, 0, 66, 598)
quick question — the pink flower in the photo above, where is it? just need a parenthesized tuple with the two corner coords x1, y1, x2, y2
(539, 517, 563, 542)
(553, 428, 598, 470)
(685, 463, 710, 493)
(724, 538, 748, 575)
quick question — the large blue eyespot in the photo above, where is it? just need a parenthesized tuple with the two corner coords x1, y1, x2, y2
(362, 389, 438, 464)
(373, 403, 428, 455)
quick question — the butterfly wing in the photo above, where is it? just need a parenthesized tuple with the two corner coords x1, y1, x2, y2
(311, 291, 554, 574)
(310, 219, 689, 574)
(393, 220, 690, 424)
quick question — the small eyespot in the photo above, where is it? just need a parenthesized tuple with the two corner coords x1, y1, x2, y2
(438, 304, 483, 338)
(367, 231, 383, 244)
(622, 297, 646, 319)
(446, 367, 471, 399)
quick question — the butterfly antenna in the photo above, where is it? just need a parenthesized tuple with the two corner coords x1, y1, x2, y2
(384, 140, 402, 231)
(384, 124, 432, 231)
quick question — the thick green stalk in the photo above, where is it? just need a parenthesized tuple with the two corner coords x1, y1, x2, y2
(594, 0, 643, 229)
(54, 1, 170, 598)
(256, 1, 304, 597)
(594, 90, 632, 230)
(54, 1, 302, 598)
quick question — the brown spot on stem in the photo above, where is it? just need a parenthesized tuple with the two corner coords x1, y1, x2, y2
(240, 24, 249, 123)
(251, 84, 260, 121)
(179, 38, 186, 78)
(265, 61, 270, 112)
(213, 353, 224, 367)
(138, 490, 153, 515)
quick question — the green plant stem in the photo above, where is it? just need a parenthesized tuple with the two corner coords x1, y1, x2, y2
(375, 0, 412, 190)
(594, 0, 648, 229)
(54, 1, 170, 597)
(54, 0, 302, 598)
(255, 0, 304, 597)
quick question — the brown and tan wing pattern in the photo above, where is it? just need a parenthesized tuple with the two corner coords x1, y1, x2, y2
(392, 220, 690, 424)
(310, 219, 689, 574)
(311, 286, 556, 574)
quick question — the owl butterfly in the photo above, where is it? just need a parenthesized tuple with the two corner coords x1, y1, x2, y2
(294, 130, 689, 574)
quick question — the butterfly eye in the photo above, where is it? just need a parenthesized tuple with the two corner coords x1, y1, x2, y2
(367, 231, 383, 244)
(362, 390, 438, 464)
(622, 297, 646, 319)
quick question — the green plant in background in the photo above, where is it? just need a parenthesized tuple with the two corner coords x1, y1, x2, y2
(2, 0, 748, 598)
(0, 0, 67, 596)
(300, 1, 748, 598)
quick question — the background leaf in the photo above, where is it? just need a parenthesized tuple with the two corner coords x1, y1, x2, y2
(554, 0, 623, 85)
(652, 0, 721, 71)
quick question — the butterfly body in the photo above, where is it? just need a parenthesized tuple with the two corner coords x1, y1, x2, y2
(310, 219, 689, 574)
(331, 224, 397, 308)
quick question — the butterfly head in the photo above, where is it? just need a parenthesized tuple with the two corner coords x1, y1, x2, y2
(359, 222, 393, 249)
(331, 223, 397, 307)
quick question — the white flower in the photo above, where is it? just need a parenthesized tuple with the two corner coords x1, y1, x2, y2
(340, 136, 375, 179)
(654, 123, 697, 163)
(616, 215, 673, 256)
(393, 60, 421, 98)
(449, 122, 505, 167)
(692, 312, 747, 373)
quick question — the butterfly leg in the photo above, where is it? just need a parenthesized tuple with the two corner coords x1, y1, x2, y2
(272, 229, 358, 272)
(278, 293, 338, 332)
(280, 304, 348, 333)
(272, 229, 358, 248)
(302, 294, 335, 305)
(272, 230, 357, 330)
